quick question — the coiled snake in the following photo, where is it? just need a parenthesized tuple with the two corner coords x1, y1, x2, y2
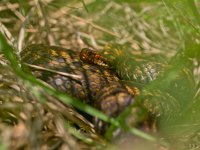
(21, 44, 139, 134)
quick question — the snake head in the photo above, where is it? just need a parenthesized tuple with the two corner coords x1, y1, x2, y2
(80, 48, 109, 68)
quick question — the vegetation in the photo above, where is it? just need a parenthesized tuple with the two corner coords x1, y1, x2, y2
(0, 0, 199, 149)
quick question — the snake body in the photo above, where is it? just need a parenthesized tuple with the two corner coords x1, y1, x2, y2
(21, 44, 137, 134)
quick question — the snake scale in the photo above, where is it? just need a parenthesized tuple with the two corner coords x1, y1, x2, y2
(20, 44, 139, 134)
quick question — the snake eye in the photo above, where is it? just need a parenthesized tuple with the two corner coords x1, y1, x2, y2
(94, 54, 100, 59)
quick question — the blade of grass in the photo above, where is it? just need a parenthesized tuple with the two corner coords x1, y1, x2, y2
(162, 0, 186, 50)
(80, 0, 89, 12)
(0, 142, 6, 150)
(65, 122, 106, 146)
(187, 0, 200, 25)
(105, 102, 156, 141)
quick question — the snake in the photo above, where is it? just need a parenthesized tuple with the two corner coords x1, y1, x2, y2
(20, 44, 139, 134)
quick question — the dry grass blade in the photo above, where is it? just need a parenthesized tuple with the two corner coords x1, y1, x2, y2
(23, 63, 81, 80)
(71, 15, 120, 38)
(0, 22, 15, 46)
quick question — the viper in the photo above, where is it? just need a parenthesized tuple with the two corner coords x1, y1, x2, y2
(20, 44, 139, 134)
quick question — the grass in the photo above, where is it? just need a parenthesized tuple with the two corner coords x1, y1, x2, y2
(0, 0, 200, 150)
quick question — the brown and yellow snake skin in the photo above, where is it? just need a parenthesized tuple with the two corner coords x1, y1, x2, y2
(21, 44, 139, 134)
